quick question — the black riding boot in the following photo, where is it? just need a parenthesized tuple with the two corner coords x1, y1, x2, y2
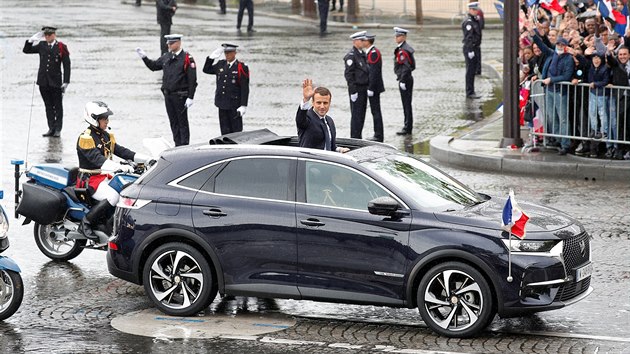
(80, 199, 114, 239)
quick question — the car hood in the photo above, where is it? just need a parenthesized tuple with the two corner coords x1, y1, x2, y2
(433, 197, 583, 237)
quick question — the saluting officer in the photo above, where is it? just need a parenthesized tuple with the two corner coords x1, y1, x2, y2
(23, 26, 71, 138)
(203, 43, 250, 135)
(136, 34, 197, 146)
(344, 31, 369, 139)
(364, 33, 385, 142)
(393, 27, 415, 136)
(463, 2, 482, 99)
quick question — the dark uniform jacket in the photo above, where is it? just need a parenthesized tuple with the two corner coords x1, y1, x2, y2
(76, 126, 135, 170)
(203, 57, 250, 110)
(295, 107, 337, 151)
(22, 39, 71, 87)
(344, 46, 369, 94)
(394, 41, 415, 83)
(157, 0, 177, 25)
(143, 50, 197, 99)
(462, 14, 481, 53)
(366, 45, 385, 94)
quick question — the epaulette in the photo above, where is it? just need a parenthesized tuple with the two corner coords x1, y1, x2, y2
(78, 130, 96, 150)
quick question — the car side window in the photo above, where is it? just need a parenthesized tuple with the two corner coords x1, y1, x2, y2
(214, 158, 292, 201)
(305, 161, 389, 210)
(178, 164, 221, 191)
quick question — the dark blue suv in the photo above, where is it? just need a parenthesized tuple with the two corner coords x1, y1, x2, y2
(107, 130, 592, 337)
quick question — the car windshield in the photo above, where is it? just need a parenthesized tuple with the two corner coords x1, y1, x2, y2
(361, 154, 484, 211)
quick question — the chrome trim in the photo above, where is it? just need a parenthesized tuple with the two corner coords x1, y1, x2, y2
(373, 271, 404, 278)
(168, 155, 411, 213)
(195, 144, 358, 160)
(526, 278, 568, 287)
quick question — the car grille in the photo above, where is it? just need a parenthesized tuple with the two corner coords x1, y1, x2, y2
(553, 232, 591, 302)
(562, 232, 590, 271)
(554, 277, 591, 302)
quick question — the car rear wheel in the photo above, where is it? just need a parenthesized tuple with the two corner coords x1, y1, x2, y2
(143, 242, 217, 316)
(417, 261, 494, 338)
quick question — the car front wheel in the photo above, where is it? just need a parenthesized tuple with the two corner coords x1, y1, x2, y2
(417, 261, 494, 338)
(143, 242, 216, 316)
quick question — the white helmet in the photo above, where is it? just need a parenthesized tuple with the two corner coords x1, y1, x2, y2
(84, 101, 113, 127)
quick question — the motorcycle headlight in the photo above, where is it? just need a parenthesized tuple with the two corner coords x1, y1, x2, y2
(502, 239, 561, 253)
(0, 206, 8, 239)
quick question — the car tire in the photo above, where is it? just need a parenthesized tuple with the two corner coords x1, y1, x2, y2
(34, 223, 86, 261)
(143, 242, 217, 316)
(417, 261, 494, 338)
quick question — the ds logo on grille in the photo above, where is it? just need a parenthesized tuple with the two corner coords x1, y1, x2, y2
(579, 240, 586, 257)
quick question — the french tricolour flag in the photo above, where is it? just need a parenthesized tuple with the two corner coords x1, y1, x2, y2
(501, 190, 529, 239)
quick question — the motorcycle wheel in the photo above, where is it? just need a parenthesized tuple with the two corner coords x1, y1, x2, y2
(0, 270, 23, 321)
(34, 222, 86, 261)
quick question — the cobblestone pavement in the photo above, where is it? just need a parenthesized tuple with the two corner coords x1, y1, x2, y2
(1, 1, 629, 353)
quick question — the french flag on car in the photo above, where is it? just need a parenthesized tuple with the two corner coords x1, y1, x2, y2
(501, 190, 529, 239)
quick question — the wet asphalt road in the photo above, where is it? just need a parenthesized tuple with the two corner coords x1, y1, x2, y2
(0, 1, 629, 353)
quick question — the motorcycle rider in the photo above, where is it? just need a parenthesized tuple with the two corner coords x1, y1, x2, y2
(76, 101, 150, 240)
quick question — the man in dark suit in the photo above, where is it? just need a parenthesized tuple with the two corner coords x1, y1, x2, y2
(157, 0, 177, 54)
(203, 43, 250, 135)
(296, 78, 349, 153)
(344, 31, 369, 139)
(364, 33, 385, 142)
(23, 26, 71, 137)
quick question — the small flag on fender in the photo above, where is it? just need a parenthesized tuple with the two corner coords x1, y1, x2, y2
(501, 190, 529, 239)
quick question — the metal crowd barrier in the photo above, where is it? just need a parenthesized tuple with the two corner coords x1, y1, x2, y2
(528, 79, 630, 148)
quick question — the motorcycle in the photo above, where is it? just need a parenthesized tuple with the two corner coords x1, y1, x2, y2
(0, 188, 24, 320)
(13, 160, 148, 261)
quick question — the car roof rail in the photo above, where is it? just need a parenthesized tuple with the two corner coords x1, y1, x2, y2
(208, 129, 293, 146)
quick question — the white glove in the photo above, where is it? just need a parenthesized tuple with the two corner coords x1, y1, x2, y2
(210, 47, 224, 60)
(468, 51, 475, 59)
(237, 106, 247, 117)
(102, 159, 133, 173)
(185, 98, 194, 108)
(399, 82, 406, 91)
(28, 31, 44, 43)
(367, 90, 374, 97)
(133, 153, 151, 163)
(61, 83, 68, 93)
(350, 92, 358, 102)
(135, 47, 147, 59)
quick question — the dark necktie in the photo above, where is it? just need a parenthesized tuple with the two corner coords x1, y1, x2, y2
(322, 117, 332, 151)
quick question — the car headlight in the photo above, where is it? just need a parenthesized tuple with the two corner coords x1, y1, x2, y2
(501, 239, 560, 253)
(0, 206, 8, 239)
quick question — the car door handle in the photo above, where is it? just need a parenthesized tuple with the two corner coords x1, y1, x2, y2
(300, 218, 325, 227)
(203, 209, 227, 217)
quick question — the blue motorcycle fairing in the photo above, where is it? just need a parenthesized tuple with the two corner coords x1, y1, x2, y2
(0, 256, 21, 273)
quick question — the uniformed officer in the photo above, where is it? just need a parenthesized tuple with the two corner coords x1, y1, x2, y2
(76, 101, 150, 241)
(23, 26, 71, 138)
(203, 43, 250, 135)
(156, 0, 177, 54)
(136, 34, 197, 146)
(344, 31, 369, 139)
(364, 33, 385, 142)
(463, 2, 482, 99)
(393, 27, 415, 135)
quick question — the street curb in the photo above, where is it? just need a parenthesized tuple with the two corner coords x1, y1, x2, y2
(429, 134, 630, 181)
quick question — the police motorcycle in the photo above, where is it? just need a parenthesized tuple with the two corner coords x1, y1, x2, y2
(14, 102, 156, 262)
(0, 189, 24, 320)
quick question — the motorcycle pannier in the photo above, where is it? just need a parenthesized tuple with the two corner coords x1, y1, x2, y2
(17, 182, 67, 225)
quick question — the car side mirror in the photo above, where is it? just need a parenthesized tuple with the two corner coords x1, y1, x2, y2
(368, 196, 402, 216)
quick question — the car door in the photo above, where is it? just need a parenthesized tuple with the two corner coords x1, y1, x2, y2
(191, 156, 299, 298)
(295, 159, 412, 306)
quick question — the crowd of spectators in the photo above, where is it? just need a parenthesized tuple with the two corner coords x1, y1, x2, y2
(518, 0, 630, 160)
